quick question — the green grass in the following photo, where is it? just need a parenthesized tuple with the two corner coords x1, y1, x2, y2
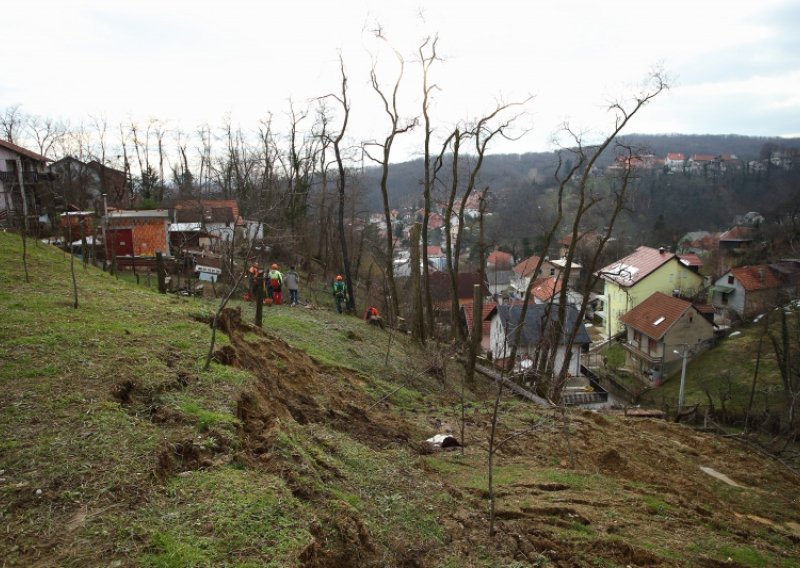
(641, 317, 786, 414)
(138, 468, 314, 568)
(3, 232, 800, 567)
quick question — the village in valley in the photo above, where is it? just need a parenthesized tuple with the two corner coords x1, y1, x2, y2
(2, 134, 799, 415)
(2, 2, 800, 564)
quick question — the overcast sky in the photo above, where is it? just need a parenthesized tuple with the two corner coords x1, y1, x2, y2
(3, 0, 799, 160)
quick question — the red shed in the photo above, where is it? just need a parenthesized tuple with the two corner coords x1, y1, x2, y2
(104, 209, 170, 258)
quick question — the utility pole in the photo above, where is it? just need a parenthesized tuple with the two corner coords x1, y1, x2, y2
(676, 344, 689, 413)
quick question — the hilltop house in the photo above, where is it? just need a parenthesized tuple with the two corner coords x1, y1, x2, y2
(0, 139, 55, 229)
(488, 304, 591, 376)
(665, 153, 685, 173)
(597, 246, 704, 337)
(712, 264, 782, 319)
(619, 292, 714, 383)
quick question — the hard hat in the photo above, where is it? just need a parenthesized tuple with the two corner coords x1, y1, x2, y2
(271, 263, 278, 269)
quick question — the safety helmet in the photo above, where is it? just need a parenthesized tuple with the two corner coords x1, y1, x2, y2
(336, 275, 343, 281)
(271, 263, 278, 269)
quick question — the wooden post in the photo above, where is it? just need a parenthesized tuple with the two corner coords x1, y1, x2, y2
(156, 252, 167, 294)
(466, 283, 483, 386)
(255, 272, 264, 328)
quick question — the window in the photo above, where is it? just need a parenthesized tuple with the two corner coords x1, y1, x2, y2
(727, 275, 734, 285)
(648, 338, 658, 354)
(549, 268, 555, 276)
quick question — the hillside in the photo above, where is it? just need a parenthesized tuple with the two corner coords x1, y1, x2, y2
(359, 134, 800, 211)
(2, 233, 800, 567)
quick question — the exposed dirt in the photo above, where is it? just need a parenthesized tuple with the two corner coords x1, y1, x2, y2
(203, 307, 800, 567)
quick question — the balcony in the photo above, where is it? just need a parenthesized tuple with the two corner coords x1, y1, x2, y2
(622, 340, 663, 365)
(0, 171, 55, 183)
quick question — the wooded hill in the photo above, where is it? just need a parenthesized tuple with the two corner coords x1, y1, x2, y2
(359, 134, 800, 211)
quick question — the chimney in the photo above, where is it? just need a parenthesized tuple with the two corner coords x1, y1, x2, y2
(659, 246, 666, 254)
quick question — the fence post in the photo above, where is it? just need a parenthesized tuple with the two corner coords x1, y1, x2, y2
(156, 252, 167, 294)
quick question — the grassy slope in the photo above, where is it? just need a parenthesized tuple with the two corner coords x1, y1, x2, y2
(641, 319, 786, 417)
(1, 232, 799, 567)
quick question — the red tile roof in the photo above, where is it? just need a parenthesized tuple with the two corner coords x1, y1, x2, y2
(729, 265, 781, 292)
(487, 250, 514, 268)
(0, 139, 50, 162)
(677, 253, 703, 268)
(619, 292, 694, 340)
(598, 246, 675, 287)
(528, 276, 563, 302)
(666, 153, 684, 161)
(690, 154, 715, 162)
(174, 199, 243, 225)
(512, 254, 542, 276)
(719, 226, 753, 242)
(462, 302, 496, 341)
(426, 245, 443, 256)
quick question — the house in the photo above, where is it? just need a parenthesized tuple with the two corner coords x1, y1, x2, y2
(677, 253, 703, 273)
(173, 199, 244, 242)
(429, 271, 490, 312)
(487, 249, 514, 271)
(104, 209, 170, 259)
(0, 139, 55, 229)
(597, 246, 705, 337)
(60, 207, 94, 241)
(510, 254, 557, 294)
(488, 304, 591, 376)
(665, 153, 685, 174)
(677, 231, 719, 256)
(426, 245, 448, 272)
(687, 154, 716, 174)
(558, 231, 603, 260)
(50, 157, 129, 211)
(619, 292, 714, 383)
(486, 269, 514, 297)
(712, 264, 782, 319)
(461, 301, 496, 352)
(718, 226, 753, 253)
(169, 222, 219, 251)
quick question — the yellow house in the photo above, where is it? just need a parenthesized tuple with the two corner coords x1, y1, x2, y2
(597, 246, 704, 337)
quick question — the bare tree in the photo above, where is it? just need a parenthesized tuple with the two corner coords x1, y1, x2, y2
(418, 35, 440, 338)
(768, 307, 800, 432)
(364, 44, 417, 324)
(441, 98, 531, 339)
(320, 54, 356, 312)
(0, 104, 25, 144)
(508, 72, 668, 402)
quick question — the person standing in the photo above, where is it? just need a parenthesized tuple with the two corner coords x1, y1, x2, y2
(332, 275, 347, 314)
(245, 261, 260, 302)
(285, 266, 300, 306)
(268, 263, 284, 305)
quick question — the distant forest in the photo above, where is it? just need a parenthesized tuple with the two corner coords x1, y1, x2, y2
(360, 133, 800, 258)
